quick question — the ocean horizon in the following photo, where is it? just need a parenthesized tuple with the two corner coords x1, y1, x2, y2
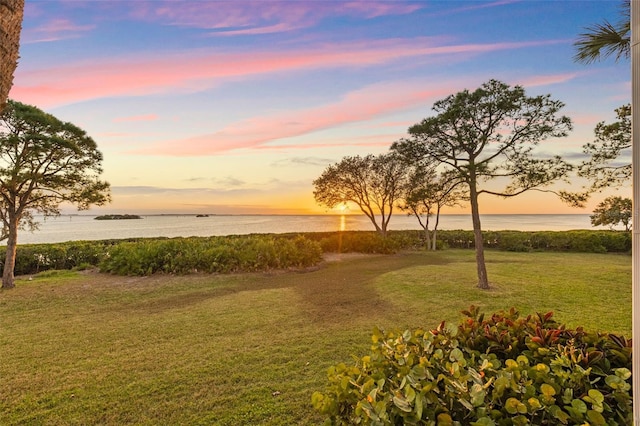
(9, 213, 612, 246)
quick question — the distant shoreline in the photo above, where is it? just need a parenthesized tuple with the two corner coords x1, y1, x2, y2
(66, 213, 593, 218)
(94, 214, 143, 220)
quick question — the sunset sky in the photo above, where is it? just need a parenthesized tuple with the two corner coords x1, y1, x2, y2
(10, 0, 630, 215)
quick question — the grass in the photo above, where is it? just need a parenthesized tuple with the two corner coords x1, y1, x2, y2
(0, 249, 631, 425)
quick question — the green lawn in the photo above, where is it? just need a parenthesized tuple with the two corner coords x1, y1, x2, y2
(0, 250, 631, 425)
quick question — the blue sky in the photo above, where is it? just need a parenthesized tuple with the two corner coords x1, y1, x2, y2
(10, 0, 630, 214)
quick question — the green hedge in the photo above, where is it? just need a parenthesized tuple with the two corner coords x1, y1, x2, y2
(301, 231, 424, 254)
(99, 234, 323, 275)
(312, 306, 632, 425)
(6, 240, 122, 275)
(436, 230, 631, 253)
(0, 230, 629, 277)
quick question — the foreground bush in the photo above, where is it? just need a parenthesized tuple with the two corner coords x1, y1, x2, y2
(312, 306, 632, 425)
(100, 235, 323, 275)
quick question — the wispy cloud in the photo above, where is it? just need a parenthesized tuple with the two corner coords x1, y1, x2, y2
(129, 1, 422, 35)
(212, 176, 246, 187)
(134, 80, 459, 156)
(113, 114, 158, 123)
(271, 157, 336, 167)
(517, 72, 584, 88)
(22, 18, 95, 43)
(12, 37, 564, 108)
(256, 136, 397, 152)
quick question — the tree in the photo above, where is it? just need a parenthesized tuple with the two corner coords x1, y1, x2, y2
(590, 196, 632, 231)
(393, 80, 573, 289)
(0, 100, 111, 289)
(313, 153, 406, 236)
(0, 0, 25, 113)
(573, 0, 630, 64)
(579, 104, 631, 192)
(399, 167, 463, 250)
(572, 3, 631, 198)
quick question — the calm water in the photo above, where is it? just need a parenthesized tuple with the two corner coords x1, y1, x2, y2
(13, 214, 601, 245)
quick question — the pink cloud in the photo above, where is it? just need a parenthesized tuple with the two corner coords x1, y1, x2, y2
(570, 113, 607, 126)
(255, 135, 398, 151)
(516, 72, 583, 88)
(11, 37, 564, 108)
(450, 0, 520, 13)
(22, 18, 95, 43)
(113, 114, 158, 123)
(128, 1, 422, 35)
(132, 80, 460, 156)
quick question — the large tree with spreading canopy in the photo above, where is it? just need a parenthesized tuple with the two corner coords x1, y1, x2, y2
(313, 153, 406, 237)
(393, 80, 573, 289)
(0, 100, 111, 288)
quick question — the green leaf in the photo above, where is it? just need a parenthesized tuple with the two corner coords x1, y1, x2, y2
(437, 413, 453, 425)
(505, 398, 520, 414)
(512, 415, 528, 426)
(549, 405, 570, 424)
(605, 374, 626, 389)
(570, 398, 587, 414)
(527, 397, 542, 411)
(392, 395, 412, 412)
(587, 389, 604, 404)
(493, 376, 510, 398)
(586, 409, 607, 425)
(470, 418, 495, 426)
(470, 383, 486, 407)
(616, 367, 632, 380)
(540, 383, 556, 397)
(414, 394, 423, 419)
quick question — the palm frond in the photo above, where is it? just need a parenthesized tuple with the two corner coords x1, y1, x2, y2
(573, 0, 630, 64)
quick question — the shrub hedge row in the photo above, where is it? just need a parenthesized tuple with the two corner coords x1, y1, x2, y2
(301, 230, 630, 254)
(0, 230, 629, 276)
(312, 306, 633, 425)
(437, 230, 631, 253)
(99, 235, 322, 275)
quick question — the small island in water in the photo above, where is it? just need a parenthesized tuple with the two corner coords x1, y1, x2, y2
(94, 214, 143, 220)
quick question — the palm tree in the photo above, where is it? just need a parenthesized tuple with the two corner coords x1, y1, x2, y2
(573, 0, 630, 64)
(0, 0, 25, 113)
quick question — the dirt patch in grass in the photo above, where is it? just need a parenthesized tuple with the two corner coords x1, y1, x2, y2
(294, 252, 451, 324)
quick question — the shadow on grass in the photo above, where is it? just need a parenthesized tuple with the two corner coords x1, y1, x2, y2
(91, 251, 454, 321)
(293, 252, 452, 324)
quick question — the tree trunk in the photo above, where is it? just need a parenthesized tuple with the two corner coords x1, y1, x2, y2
(469, 182, 489, 289)
(0, 0, 25, 113)
(2, 214, 18, 289)
(423, 227, 431, 250)
(432, 206, 441, 251)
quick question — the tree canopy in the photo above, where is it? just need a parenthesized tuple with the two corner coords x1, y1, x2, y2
(399, 166, 463, 250)
(393, 79, 573, 289)
(590, 196, 632, 231)
(313, 153, 406, 236)
(579, 104, 631, 193)
(0, 100, 110, 288)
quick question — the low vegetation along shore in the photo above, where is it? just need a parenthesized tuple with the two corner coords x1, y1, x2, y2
(0, 230, 632, 424)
